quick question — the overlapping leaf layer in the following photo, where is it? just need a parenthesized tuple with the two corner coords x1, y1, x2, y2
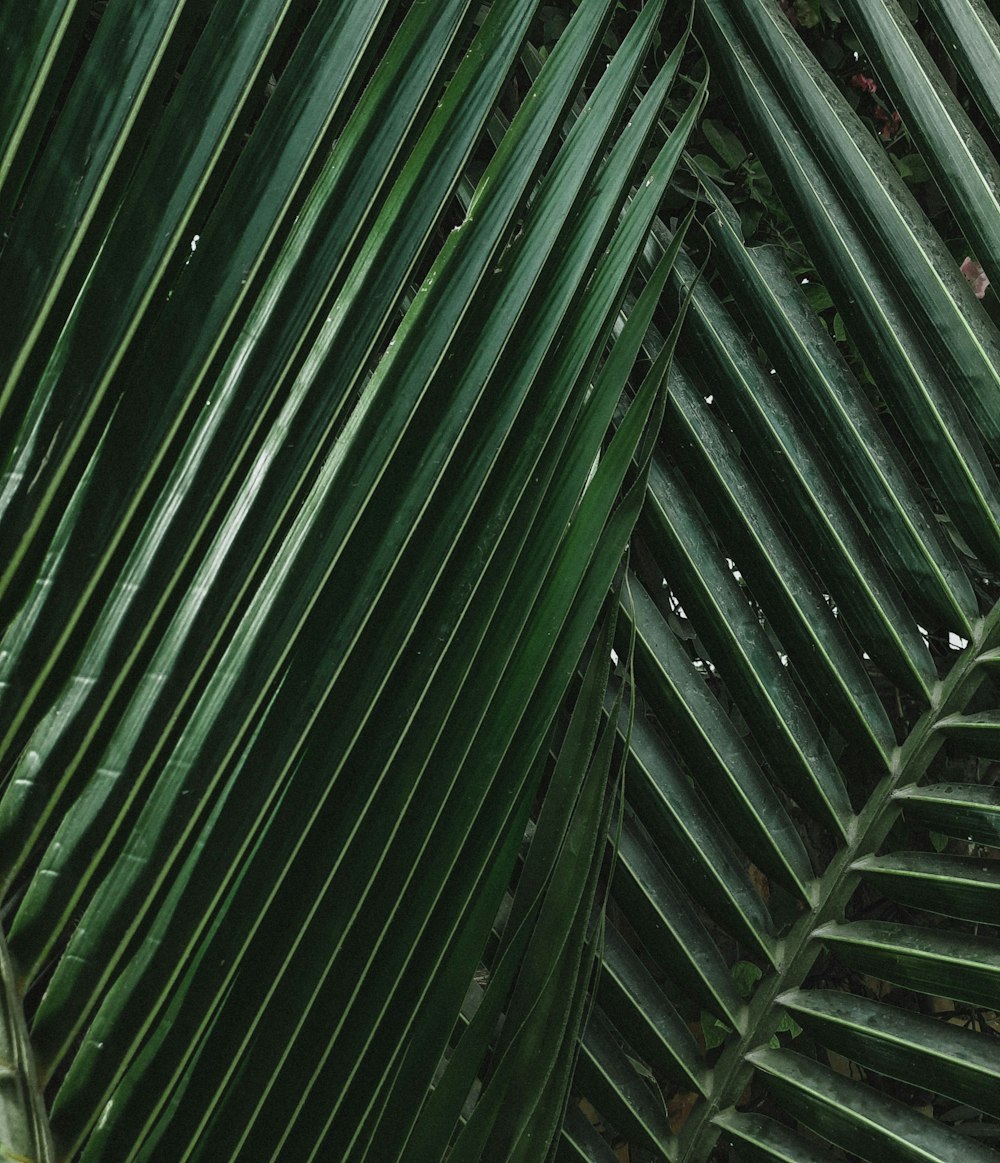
(0, 1, 702, 1159)
(560, 2, 1000, 1161)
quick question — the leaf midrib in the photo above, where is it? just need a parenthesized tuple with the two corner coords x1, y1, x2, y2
(676, 598, 1000, 1163)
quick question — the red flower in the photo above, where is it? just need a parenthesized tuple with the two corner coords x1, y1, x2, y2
(961, 256, 991, 299)
(849, 74, 878, 95)
(874, 106, 901, 140)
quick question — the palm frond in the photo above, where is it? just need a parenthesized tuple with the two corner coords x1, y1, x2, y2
(0, 1, 702, 1160)
(567, 1, 1000, 1160)
(8, 0, 1000, 1161)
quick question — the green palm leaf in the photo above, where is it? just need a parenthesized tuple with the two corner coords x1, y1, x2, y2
(1, 1, 701, 1160)
(568, 1, 1000, 1161)
(7, 0, 1000, 1161)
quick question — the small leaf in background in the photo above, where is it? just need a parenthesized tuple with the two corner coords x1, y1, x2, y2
(817, 38, 846, 68)
(929, 830, 950, 852)
(745, 159, 773, 204)
(700, 1011, 733, 1051)
(731, 960, 764, 999)
(748, 862, 771, 903)
(539, 3, 569, 43)
(739, 201, 763, 239)
(793, 0, 822, 28)
(579, 1097, 605, 1131)
(893, 152, 931, 185)
(769, 1011, 804, 1047)
(667, 1090, 699, 1133)
(802, 282, 834, 314)
(689, 153, 732, 183)
(702, 118, 748, 170)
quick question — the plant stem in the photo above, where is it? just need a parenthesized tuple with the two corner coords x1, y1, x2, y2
(677, 598, 1000, 1163)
